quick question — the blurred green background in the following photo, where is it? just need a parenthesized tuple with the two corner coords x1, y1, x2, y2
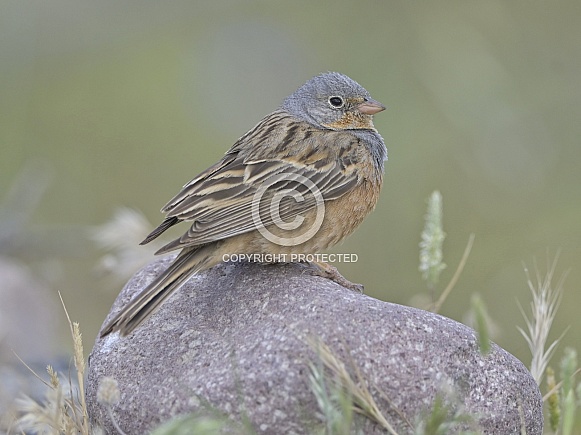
(1, 1, 580, 377)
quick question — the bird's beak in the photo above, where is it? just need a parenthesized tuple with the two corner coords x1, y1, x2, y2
(357, 98, 386, 115)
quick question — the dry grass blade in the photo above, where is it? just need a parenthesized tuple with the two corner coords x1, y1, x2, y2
(11, 353, 89, 434)
(517, 254, 567, 385)
(16, 386, 64, 434)
(543, 367, 581, 402)
(306, 336, 400, 435)
(344, 347, 414, 432)
(431, 233, 475, 313)
(11, 351, 54, 390)
(58, 291, 90, 435)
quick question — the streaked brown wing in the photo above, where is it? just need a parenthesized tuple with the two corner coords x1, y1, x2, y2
(149, 111, 365, 253)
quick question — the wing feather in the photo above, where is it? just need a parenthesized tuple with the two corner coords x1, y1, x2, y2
(146, 110, 368, 253)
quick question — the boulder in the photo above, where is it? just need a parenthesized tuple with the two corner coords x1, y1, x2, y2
(86, 257, 543, 434)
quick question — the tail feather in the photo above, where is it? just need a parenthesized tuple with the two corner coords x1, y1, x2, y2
(140, 216, 180, 245)
(100, 245, 215, 337)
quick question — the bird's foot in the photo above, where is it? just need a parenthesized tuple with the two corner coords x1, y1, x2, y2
(308, 261, 364, 293)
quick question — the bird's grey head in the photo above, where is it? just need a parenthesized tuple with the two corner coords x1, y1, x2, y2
(281, 72, 385, 131)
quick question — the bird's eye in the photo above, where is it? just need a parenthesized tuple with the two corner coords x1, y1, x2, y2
(328, 96, 344, 108)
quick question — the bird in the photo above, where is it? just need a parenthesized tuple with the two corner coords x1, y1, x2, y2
(100, 72, 387, 337)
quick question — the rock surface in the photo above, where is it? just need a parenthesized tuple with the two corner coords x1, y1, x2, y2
(86, 257, 543, 434)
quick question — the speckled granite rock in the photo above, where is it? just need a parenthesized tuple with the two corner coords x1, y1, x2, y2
(86, 258, 543, 434)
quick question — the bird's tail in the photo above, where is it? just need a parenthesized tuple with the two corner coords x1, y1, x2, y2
(100, 245, 217, 337)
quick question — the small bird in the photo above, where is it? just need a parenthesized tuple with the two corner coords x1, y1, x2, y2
(101, 72, 387, 337)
